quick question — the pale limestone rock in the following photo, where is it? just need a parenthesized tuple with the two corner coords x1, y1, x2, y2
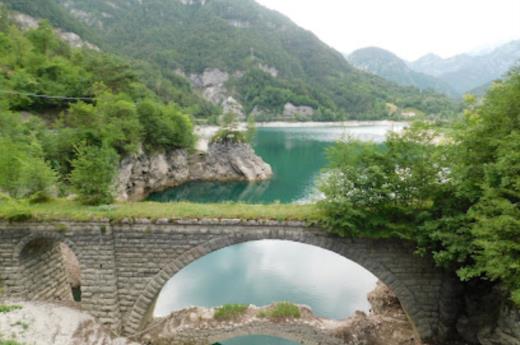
(11, 12, 100, 51)
(116, 142, 272, 201)
(258, 63, 279, 77)
(283, 102, 315, 118)
(222, 96, 245, 119)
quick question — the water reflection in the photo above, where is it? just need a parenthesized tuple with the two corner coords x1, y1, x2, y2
(218, 335, 298, 345)
(154, 240, 378, 319)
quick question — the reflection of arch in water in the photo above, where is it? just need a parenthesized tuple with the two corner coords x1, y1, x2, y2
(127, 233, 428, 340)
(15, 232, 81, 303)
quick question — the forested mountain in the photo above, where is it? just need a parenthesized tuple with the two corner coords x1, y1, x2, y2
(0, 6, 201, 203)
(410, 40, 520, 94)
(347, 47, 456, 96)
(1, 0, 457, 120)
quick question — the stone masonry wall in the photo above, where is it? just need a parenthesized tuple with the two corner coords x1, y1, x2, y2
(0, 220, 462, 344)
(19, 238, 71, 302)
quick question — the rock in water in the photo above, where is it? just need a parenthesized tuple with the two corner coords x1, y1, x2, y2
(116, 142, 272, 201)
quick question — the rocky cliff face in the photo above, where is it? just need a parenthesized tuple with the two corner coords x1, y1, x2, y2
(455, 284, 520, 345)
(186, 68, 246, 119)
(116, 142, 273, 201)
(10, 12, 99, 51)
(0, 301, 139, 345)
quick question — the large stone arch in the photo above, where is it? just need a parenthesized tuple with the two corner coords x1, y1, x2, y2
(14, 231, 82, 303)
(125, 229, 430, 341)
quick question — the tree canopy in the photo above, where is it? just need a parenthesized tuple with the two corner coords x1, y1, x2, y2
(0, 15, 197, 204)
(319, 70, 520, 304)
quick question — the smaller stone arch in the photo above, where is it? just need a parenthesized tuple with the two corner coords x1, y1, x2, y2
(206, 326, 343, 345)
(15, 231, 82, 303)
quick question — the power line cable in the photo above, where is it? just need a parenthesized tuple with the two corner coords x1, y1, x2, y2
(0, 89, 94, 101)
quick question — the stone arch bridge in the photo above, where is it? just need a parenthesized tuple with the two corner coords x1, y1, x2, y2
(0, 219, 461, 344)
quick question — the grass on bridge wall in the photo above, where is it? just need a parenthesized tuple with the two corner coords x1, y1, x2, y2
(0, 199, 319, 222)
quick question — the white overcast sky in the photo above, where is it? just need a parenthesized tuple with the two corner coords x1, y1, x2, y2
(255, 0, 520, 61)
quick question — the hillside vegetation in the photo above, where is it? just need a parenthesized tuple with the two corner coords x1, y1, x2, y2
(2, 0, 458, 120)
(0, 9, 199, 204)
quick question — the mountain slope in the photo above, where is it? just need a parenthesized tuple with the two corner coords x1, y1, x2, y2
(2, 0, 458, 119)
(411, 40, 520, 94)
(347, 47, 455, 96)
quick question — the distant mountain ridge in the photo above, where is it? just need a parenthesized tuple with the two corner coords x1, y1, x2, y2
(1, 0, 457, 120)
(348, 40, 520, 97)
(347, 47, 456, 96)
(410, 40, 520, 94)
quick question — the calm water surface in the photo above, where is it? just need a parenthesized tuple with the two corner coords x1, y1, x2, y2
(154, 241, 378, 345)
(148, 123, 405, 204)
(152, 124, 403, 345)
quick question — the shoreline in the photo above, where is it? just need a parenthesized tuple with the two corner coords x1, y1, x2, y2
(195, 121, 408, 150)
(255, 120, 409, 128)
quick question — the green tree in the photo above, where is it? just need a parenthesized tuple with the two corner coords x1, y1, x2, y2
(70, 144, 119, 205)
(319, 123, 442, 239)
(319, 70, 520, 305)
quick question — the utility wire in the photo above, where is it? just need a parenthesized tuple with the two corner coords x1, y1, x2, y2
(0, 89, 94, 101)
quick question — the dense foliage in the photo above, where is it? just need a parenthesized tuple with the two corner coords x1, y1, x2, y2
(0, 13, 197, 204)
(69, 144, 119, 205)
(1, 0, 459, 120)
(319, 70, 520, 304)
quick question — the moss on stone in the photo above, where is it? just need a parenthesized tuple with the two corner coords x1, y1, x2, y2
(0, 199, 318, 223)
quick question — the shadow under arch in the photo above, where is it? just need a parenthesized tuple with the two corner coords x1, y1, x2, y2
(126, 232, 424, 340)
(15, 231, 82, 303)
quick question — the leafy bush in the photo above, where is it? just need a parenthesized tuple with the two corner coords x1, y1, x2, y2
(70, 144, 119, 205)
(319, 123, 441, 239)
(257, 302, 301, 320)
(0, 138, 57, 201)
(213, 304, 248, 321)
(210, 129, 247, 144)
(137, 100, 195, 152)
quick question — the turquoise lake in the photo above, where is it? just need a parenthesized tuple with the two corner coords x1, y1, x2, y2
(149, 123, 405, 204)
(152, 124, 405, 345)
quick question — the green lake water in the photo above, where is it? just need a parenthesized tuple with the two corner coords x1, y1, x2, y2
(152, 124, 404, 345)
(149, 124, 404, 204)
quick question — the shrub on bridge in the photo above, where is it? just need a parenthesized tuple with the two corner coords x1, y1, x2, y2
(213, 304, 248, 321)
(257, 302, 301, 320)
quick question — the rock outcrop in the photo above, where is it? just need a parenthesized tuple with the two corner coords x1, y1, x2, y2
(10, 12, 100, 51)
(335, 282, 421, 345)
(455, 284, 520, 345)
(0, 301, 140, 345)
(189, 68, 246, 119)
(116, 142, 272, 201)
(283, 102, 315, 119)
